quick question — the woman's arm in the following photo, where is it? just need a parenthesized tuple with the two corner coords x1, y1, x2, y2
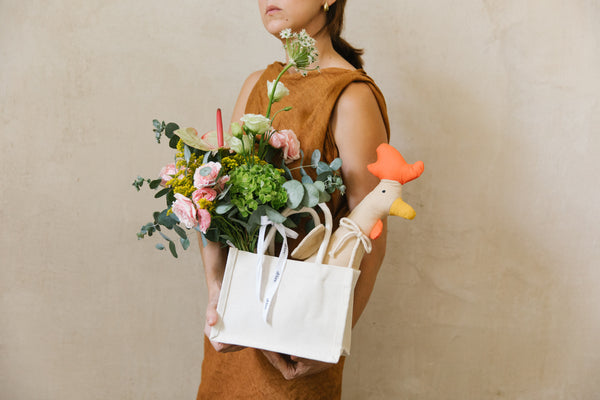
(262, 81, 389, 378)
(200, 70, 263, 352)
(331, 82, 389, 326)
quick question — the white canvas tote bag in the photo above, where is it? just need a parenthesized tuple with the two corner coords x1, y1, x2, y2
(209, 205, 360, 363)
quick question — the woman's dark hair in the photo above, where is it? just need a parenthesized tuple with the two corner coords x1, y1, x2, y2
(326, 0, 364, 69)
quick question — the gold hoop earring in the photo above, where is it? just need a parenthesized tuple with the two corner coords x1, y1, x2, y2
(323, 2, 329, 12)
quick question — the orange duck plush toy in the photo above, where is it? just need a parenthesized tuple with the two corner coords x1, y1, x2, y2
(292, 143, 424, 269)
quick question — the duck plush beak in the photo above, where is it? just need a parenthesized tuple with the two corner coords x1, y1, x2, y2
(390, 198, 416, 220)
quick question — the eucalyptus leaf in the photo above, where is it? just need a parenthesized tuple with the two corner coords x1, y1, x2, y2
(168, 241, 178, 258)
(173, 225, 187, 239)
(215, 203, 234, 214)
(165, 122, 179, 139)
(168, 133, 180, 149)
(313, 181, 325, 192)
(302, 182, 320, 208)
(301, 174, 313, 184)
(265, 207, 287, 224)
(184, 144, 192, 163)
(153, 119, 162, 130)
(180, 237, 190, 250)
(157, 210, 175, 229)
(154, 188, 170, 198)
(149, 179, 162, 189)
(316, 161, 330, 175)
(155, 243, 165, 250)
(281, 162, 293, 180)
(283, 180, 304, 209)
(159, 231, 173, 243)
(318, 190, 331, 203)
(329, 158, 342, 171)
(311, 149, 321, 166)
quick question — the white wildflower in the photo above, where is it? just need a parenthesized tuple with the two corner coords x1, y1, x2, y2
(280, 28, 292, 39)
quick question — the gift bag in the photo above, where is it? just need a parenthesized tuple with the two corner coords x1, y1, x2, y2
(209, 205, 360, 363)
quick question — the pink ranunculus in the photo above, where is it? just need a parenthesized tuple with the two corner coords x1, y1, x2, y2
(192, 188, 217, 207)
(159, 163, 178, 186)
(269, 129, 301, 163)
(171, 193, 197, 229)
(193, 161, 222, 188)
(197, 208, 212, 234)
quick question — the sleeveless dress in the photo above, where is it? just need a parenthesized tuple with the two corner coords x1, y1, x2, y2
(196, 62, 390, 400)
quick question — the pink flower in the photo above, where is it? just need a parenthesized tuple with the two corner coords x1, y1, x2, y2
(171, 193, 197, 229)
(269, 129, 301, 163)
(159, 163, 178, 186)
(192, 188, 217, 207)
(197, 208, 211, 233)
(193, 161, 222, 188)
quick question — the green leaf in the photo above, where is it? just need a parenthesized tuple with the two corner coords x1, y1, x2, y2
(149, 179, 162, 189)
(159, 231, 173, 243)
(301, 174, 313, 184)
(184, 144, 192, 163)
(313, 181, 325, 192)
(155, 243, 165, 250)
(180, 237, 190, 250)
(168, 241, 178, 258)
(265, 207, 287, 224)
(302, 182, 320, 208)
(168, 134, 179, 149)
(316, 161, 330, 175)
(329, 158, 342, 171)
(283, 180, 304, 209)
(311, 149, 321, 166)
(173, 224, 187, 239)
(281, 162, 293, 180)
(215, 203, 234, 214)
(318, 190, 331, 203)
(165, 122, 180, 139)
(154, 188, 170, 198)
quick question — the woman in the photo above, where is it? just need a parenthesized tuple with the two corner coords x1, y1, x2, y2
(197, 1, 389, 398)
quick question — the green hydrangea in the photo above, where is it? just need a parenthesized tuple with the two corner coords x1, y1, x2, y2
(229, 163, 288, 217)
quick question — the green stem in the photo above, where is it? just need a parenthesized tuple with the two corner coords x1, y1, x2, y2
(265, 63, 293, 119)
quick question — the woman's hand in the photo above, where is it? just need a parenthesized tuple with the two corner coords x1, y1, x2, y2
(204, 288, 246, 353)
(260, 350, 334, 380)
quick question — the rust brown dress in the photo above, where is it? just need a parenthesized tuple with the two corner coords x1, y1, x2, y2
(197, 62, 390, 400)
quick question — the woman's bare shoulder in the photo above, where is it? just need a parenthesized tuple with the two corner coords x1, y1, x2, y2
(335, 81, 384, 124)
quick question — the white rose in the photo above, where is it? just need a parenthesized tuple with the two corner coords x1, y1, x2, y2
(240, 114, 271, 135)
(267, 80, 290, 102)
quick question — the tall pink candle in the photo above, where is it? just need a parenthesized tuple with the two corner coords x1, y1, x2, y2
(216, 108, 224, 148)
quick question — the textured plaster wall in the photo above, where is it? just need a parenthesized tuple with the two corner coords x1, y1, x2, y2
(1, 1, 599, 399)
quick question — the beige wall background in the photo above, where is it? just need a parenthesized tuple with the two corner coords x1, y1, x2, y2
(1, 1, 599, 399)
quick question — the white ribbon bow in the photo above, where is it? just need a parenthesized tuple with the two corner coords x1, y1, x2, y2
(328, 217, 372, 268)
(256, 215, 298, 323)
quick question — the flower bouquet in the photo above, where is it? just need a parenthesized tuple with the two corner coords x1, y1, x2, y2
(133, 29, 344, 258)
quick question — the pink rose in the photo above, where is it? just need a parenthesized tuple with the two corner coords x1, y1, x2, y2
(171, 193, 197, 229)
(197, 208, 211, 233)
(159, 163, 178, 186)
(269, 129, 301, 163)
(192, 188, 217, 207)
(193, 161, 222, 188)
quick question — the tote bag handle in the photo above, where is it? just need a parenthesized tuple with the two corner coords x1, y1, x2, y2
(263, 203, 332, 264)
